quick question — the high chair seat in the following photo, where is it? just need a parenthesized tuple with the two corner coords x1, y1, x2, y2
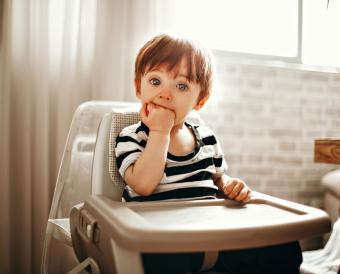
(42, 101, 331, 274)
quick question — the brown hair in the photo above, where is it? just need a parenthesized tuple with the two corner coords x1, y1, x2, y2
(134, 34, 214, 101)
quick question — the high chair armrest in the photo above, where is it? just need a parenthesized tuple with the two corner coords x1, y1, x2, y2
(71, 193, 330, 254)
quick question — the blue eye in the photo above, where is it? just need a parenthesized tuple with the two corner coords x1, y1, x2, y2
(176, 83, 188, 91)
(149, 78, 160, 86)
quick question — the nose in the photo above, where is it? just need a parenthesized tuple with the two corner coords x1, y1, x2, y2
(158, 86, 172, 101)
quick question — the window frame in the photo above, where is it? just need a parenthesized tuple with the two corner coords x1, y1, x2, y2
(210, 0, 303, 64)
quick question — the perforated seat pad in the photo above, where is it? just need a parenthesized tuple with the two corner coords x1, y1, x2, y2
(108, 111, 140, 189)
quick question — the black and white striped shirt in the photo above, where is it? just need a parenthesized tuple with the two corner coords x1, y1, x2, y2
(115, 121, 229, 202)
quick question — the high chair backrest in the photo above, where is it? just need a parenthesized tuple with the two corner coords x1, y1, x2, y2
(91, 106, 140, 201)
(91, 104, 205, 202)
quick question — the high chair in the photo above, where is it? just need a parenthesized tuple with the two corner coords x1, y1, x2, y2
(42, 101, 331, 274)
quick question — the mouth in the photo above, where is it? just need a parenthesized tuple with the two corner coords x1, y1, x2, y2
(152, 102, 173, 111)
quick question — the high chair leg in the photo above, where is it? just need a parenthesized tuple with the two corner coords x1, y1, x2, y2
(67, 257, 100, 274)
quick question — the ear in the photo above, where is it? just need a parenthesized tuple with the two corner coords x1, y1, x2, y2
(133, 79, 141, 98)
(194, 95, 209, 110)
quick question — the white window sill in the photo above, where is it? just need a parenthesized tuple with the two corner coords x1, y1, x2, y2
(213, 50, 340, 74)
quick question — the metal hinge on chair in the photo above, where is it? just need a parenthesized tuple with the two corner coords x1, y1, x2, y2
(67, 257, 100, 274)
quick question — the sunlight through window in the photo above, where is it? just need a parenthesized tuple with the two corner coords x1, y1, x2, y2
(302, 0, 340, 67)
(156, 0, 340, 67)
(156, 0, 298, 58)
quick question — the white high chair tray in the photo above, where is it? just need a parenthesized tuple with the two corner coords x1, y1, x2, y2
(83, 191, 330, 253)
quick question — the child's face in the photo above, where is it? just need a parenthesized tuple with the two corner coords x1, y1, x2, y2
(135, 58, 206, 126)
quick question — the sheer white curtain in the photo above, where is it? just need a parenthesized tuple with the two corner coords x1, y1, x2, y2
(0, 0, 157, 273)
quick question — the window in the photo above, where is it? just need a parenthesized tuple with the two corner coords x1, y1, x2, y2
(155, 0, 340, 68)
(302, 0, 340, 67)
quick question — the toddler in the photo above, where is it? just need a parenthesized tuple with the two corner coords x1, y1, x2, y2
(115, 34, 251, 203)
(115, 34, 301, 274)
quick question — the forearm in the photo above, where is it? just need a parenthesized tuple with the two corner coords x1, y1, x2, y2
(214, 174, 230, 195)
(124, 131, 170, 195)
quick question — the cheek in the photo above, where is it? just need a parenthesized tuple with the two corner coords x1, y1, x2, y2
(139, 84, 152, 102)
(175, 98, 193, 115)
(139, 96, 150, 104)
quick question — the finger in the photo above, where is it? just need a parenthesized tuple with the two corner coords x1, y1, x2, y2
(228, 181, 245, 199)
(147, 103, 154, 113)
(235, 188, 249, 202)
(140, 103, 149, 120)
(243, 189, 252, 202)
(223, 179, 238, 195)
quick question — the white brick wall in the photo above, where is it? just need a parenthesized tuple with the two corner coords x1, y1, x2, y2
(200, 59, 340, 210)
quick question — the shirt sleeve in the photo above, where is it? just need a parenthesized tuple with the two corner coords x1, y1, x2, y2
(212, 137, 230, 181)
(115, 129, 144, 179)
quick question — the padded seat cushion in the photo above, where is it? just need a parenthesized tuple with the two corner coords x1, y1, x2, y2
(108, 111, 140, 189)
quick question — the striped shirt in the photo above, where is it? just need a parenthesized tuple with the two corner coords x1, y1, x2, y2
(115, 121, 229, 202)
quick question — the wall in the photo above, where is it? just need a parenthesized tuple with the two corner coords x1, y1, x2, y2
(200, 57, 340, 210)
